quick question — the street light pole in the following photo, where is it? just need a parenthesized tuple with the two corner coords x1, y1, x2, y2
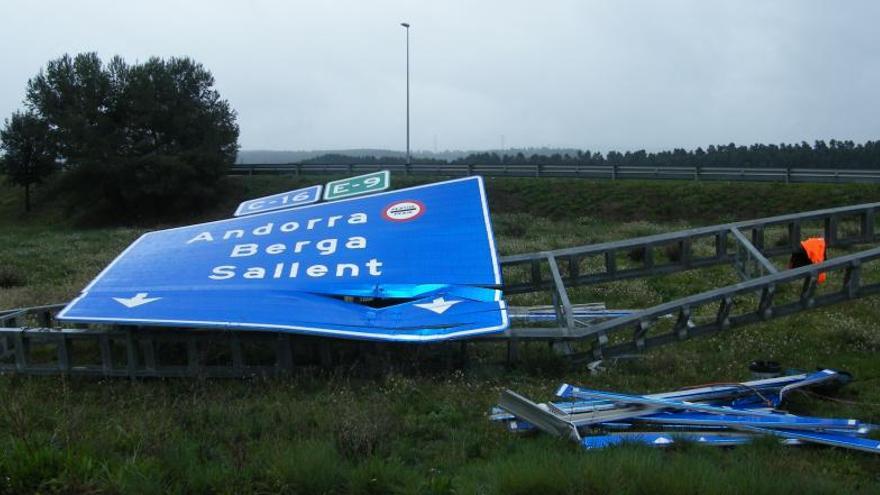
(400, 22, 411, 174)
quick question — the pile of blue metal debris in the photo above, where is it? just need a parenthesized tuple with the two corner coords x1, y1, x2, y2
(491, 369, 880, 454)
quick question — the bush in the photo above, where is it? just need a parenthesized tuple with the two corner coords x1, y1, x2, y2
(16, 53, 239, 225)
(58, 154, 230, 225)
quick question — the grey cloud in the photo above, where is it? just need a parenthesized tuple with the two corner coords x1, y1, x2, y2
(1, 0, 877, 152)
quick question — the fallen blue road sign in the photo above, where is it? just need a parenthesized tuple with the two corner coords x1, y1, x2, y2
(742, 426, 880, 454)
(580, 432, 791, 449)
(234, 185, 322, 217)
(58, 176, 508, 341)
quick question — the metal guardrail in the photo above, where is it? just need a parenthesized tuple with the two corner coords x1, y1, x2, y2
(3, 202, 880, 376)
(230, 162, 880, 184)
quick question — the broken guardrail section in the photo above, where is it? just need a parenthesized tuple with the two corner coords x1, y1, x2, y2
(493, 369, 880, 454)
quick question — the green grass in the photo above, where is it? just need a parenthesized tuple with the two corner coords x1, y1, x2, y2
(2, 176, 880, 493)
(6, 173, 880, 227)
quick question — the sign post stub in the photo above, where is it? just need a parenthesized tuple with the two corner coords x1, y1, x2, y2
(324, 170, 390, 201)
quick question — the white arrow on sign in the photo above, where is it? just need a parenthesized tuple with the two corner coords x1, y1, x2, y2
(413, 297, 461, 315)
(113, 293, 162, 308)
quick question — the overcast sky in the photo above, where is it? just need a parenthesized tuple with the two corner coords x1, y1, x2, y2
(1, 1, 878, 152)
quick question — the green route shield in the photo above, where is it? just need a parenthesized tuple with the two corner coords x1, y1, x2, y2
(323, 170, 390, 201)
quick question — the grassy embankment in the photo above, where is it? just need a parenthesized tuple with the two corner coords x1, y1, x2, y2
(1, 175, 880, 494)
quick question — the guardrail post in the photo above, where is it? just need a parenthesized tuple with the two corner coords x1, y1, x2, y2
(800, 274, 818, 308)
(187, 338, 201, 376)
(611, 164, 617, 180)
(674, 306, 691, 340)
(57, 335, 71, 373)
(535, 163, 542, 178)
(319, 342, 333, 366)
(141, 339, 156, 372)
(694, 165, 700, 181)
(843, 262, 861, 299)
(605, 251, 617, 276)
(13, 332, 27, 372)
(506, 337, 520, 365)
(275, 334, 293, 374)
(125, 329, 138, 377)
(0, 335, 9, 358)
(757, 286, 775, 320)
(716, 296, 733, 329)
(827, 216, 839, 245)
(467, 164, 473, 176)
(99, 334, 112, 373)
(230, 334, 244, 372)
(716, 231, 728, 259)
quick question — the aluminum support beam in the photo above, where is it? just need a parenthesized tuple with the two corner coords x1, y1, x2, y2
(730, 226, 778, 279)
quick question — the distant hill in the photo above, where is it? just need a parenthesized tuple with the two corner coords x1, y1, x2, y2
(236, 148, 582, 164)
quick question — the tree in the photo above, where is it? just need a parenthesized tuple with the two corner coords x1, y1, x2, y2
(21, 52, 239, 224)
(0, 111, 56, 212)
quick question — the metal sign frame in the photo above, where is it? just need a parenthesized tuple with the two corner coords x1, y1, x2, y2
(3, 201, 880, 377)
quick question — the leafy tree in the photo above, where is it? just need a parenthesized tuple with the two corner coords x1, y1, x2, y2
(20, 52, 239, 224)
(0, 111, 56, 212)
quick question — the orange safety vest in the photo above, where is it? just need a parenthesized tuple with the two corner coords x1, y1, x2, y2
(800, 237, 827, 284)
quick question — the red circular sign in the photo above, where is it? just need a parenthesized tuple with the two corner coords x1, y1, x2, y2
(382, 200, 426, 222)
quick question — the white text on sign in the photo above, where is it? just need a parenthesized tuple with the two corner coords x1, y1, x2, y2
(187, 211, 385, 281)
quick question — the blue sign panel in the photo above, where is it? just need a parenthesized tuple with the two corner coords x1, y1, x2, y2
(234, 184, 322, 217)
(58, 177, 507, 341)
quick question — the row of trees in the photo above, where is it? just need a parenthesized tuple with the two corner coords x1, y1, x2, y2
(0, 52, 238, 221)
(303, 140, 880, 170)
(3, 53, 876, 220)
